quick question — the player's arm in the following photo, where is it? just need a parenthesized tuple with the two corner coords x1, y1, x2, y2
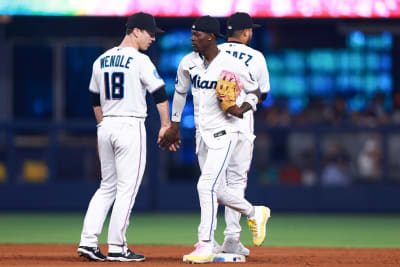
(152, 85, 171, 145)
(93, 106, 103, 124)
(255, 52, 270, 103)
(226, 90, 260, 118)
(226, 66, 260, 118)
(139, 56, 173, 147)
(90, 91, 103, 123)
(260, 92, 268, 103)
(160, 90, 186, 151)
(89, 62, 103, 124)
(159, 60, 190, 151)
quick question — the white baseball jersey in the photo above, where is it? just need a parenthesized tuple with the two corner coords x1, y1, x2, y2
(173, 51, 258, 147)
(89, 46, 165, 117)
(218, 42, 270, 135)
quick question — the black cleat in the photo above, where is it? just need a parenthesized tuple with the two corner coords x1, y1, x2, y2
(77, 246, 106, 261)
(107, 249, 146, 262)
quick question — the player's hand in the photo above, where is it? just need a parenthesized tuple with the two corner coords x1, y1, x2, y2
(158, 122, 181, 151)
(157, 125, 170, 144)
(226, 105, 243, 118)
(167, 141, 181, 152)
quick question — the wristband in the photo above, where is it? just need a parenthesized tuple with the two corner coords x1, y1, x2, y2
(244, 93, 258, 111)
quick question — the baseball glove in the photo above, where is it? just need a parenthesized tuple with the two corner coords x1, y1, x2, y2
(215, 70, 243, 112)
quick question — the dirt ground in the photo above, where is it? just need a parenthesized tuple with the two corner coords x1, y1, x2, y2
(0, 244, 399, 267)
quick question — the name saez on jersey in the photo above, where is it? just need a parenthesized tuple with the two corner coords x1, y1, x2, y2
(218, 43, 255, 66)
(223, 50, 253, 66)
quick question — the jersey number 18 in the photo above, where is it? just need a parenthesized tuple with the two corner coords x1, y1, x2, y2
(104, 72, 124, 100)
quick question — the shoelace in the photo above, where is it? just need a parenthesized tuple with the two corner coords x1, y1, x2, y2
(125, 250, 134, 256)
(248, 219, 258, 237)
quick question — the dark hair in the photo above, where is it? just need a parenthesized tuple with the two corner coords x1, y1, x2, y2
(126, 28, 133, 35)
(227, 29, 244, 38)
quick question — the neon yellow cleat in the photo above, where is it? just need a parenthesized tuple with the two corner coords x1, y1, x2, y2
(246, 206, 271, 246)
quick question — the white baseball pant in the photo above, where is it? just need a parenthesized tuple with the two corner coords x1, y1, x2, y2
(79, 117, 146, 253)
(196, 132, 253, 242)
(223, 133, 253, 240)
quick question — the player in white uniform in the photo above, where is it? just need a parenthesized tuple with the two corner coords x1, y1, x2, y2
(215, 12, 271, 257)
(77, 12, 171, 262)
(159, 16, 270, 264)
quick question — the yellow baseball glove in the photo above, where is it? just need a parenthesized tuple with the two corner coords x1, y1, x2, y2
(215, 70, 243, 112)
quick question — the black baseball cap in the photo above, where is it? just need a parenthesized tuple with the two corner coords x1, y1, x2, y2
(192, 16, 225, 38)
(227, 12, 260, 31)
(126, 12, 164, 33)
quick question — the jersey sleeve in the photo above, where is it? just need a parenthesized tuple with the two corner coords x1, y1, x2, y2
(171, 55, 191, 122)
(175, 56, 191, 94)
(234, 59, 259, 93)
(252, 51, 270, 94)
(140, 55, 165, 93)
(88, 61, 100, 94)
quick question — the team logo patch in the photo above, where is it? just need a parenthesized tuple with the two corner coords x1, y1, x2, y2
(153, 69, 162, 80)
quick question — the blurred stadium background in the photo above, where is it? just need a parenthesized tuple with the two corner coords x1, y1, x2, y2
(0, 0, 400, 216)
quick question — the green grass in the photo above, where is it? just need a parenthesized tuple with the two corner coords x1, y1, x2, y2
(0, 212, 399, 248)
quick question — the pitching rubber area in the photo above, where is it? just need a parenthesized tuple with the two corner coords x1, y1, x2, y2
(0, 244, 399, 266)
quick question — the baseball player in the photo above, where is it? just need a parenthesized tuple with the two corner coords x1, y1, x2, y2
(215, 12, 271, 257)
(160, 16, 270, 264)
(77, 12, 170, 262)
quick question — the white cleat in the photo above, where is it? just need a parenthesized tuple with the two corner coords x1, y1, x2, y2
(183, 241, 213, 264)
(212, 239, 222, 254)
(222, 237, 250, 256)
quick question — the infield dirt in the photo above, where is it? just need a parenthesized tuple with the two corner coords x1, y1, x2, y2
(0, 244, 399, 266)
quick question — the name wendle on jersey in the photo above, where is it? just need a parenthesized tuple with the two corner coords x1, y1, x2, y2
(100, 55, 133, 69)
(190, 74, 217, 89)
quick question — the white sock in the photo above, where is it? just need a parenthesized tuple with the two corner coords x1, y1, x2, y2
(248, 206, 255, 218)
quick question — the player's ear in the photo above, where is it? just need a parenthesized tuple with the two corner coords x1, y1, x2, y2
(243, 29, 250, 38)
(243, 29, 252, 42)
(132, 28, 141, 38)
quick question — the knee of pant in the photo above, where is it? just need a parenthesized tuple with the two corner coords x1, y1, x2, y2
(197, 179, 214, 194)
(99, 183, 117, 196)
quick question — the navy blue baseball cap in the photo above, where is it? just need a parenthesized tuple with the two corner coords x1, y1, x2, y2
(227, 12, 260, 31)
(126, 12, 164, 33)
(192, 16, 225, 38)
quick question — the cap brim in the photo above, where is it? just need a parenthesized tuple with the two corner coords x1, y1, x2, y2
(252, 23, 261, 28)
(154, 26, 165, 33)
